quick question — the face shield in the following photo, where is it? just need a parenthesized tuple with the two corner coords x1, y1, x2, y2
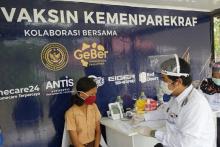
(148, 54, 190, 97)
(148, 54, 189, 78)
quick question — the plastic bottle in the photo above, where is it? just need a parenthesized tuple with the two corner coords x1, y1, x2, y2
(116, 96, 124, 113)
(146, 99, 152, 111)
(139, 91, 147, 100)
(134, 92, 146, 113)
(139, 91, 151, 111)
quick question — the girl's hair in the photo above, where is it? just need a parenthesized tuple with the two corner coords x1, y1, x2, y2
(72, 77, 97, 106)
(76, 77, 97, 92)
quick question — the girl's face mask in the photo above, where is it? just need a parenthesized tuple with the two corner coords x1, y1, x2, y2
(84, 95, 96, 105)
(77, 91, 96, 105)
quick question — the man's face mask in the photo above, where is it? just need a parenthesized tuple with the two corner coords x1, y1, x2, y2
(160, 81, 174, 95)
(212, 72, 220, 86)
(78, 91, 96, 105)
(159, 74, 178, 95)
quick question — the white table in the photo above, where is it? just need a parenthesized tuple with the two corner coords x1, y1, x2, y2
(101, 117, 163, 147)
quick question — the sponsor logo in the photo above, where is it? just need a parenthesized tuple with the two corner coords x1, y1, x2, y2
(88, 75, 105, 87)
(45, 76, 74, 96)
(108, 74, 136, 85)
(0, 85, 40, 100)
(139, 72, 159, 83)
(73, 42, 108, 67)
(41, 43, 69, 71)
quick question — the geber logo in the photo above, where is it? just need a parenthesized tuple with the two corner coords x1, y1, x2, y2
(41, 43, 69, 71)
(73, 42, 108, 67)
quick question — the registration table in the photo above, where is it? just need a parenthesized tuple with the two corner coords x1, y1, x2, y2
(101, 117, 164, 147)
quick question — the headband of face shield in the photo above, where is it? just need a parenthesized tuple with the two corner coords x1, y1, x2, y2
(148, 54, 189, 77)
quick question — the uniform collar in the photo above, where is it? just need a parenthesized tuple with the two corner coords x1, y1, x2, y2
(175, 84, 193, 105)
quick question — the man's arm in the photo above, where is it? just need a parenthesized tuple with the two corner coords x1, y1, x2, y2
(157, 98, 214, 147)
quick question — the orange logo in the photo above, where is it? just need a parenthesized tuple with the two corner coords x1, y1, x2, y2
(74, 42, 108, 67)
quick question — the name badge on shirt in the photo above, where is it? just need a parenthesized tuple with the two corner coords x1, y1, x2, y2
(167, 110, 178, 125)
